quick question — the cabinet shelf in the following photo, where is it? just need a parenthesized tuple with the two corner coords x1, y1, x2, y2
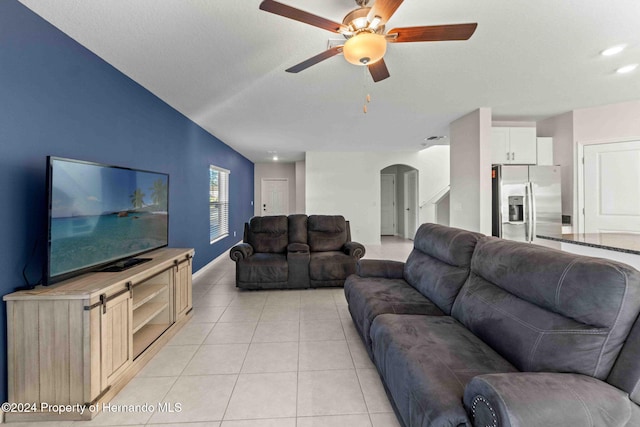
(132, 302, 169, 334)
(132, 283, 166, 310)
(133, 323, 170, 358)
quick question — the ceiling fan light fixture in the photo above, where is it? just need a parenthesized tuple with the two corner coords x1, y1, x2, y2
(343, 32, 387, 66)
(369, 16, 382, 30)
(352, 16, 368, 30)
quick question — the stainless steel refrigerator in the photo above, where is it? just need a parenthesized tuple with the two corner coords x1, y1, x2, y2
(492, 165, 562, 242)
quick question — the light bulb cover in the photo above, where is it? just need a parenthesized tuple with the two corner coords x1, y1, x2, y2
(616, 64, 638, 74)
(601, 45, 626, 56)
(343, 33, 387, 66)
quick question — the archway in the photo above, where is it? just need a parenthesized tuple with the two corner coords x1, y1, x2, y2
(380, 164, 419, 239)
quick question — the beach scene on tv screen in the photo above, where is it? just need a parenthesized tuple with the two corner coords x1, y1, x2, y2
(50, 160, 168, 278)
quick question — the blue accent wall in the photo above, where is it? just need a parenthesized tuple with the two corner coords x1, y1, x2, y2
(0, 1, 254, 402)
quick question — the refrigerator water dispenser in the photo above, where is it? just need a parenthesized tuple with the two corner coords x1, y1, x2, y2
(508, 196, 524, 222)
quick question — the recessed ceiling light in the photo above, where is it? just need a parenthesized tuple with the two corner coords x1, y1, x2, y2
(273, 155, 279, 161)
(601, 45, 626, 56)
(616, 64, 638, 74)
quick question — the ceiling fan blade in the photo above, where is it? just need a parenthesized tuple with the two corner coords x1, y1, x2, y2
(388, 23, 478, 43)
(285, 46, 344, 73)
(259, 0, 346, 33)
(367, 0, 404, 24)
(368, 59, 390, 82)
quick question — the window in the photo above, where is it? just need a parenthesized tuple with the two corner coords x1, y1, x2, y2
(209, 165, 229, 243)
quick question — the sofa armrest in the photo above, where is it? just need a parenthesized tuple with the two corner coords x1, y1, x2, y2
(288, 243, 309, 253)
(463, 372, 635, 427)
(356, 259, 405, 279)
(229, 243, 254, 262)
(343, 241, 366, 259)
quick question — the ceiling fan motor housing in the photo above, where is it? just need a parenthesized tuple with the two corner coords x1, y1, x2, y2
(342, 7, 385, 35)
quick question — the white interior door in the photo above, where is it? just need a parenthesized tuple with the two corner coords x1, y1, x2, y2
(584, 141, 640, 233)
(404, 170, 419, 239)
(261, 178, 289, 216)
(381, 174, 396, 235)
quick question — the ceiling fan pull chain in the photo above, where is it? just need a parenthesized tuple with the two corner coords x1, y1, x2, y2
(363, 65, 370, 114)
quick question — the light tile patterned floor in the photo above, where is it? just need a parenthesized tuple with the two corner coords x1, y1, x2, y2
(10, 237, 412, 427)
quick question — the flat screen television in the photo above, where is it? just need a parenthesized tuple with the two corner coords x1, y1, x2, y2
(45, 156, 169, 285)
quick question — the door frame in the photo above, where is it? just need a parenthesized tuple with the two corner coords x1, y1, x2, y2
(577, 137, 640, 233)
(380, 173, 397, 235)
(403, 170, 419, 239)
(260, 178, 289, 216)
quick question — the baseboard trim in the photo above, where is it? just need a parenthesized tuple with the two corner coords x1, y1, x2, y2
(192, 241, 241, 281)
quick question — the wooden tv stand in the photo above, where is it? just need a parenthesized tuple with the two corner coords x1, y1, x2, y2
(3, 247, 194, 422)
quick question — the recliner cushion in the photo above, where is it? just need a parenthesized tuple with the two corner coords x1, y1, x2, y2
(403, 223, 482, 314)
(308, 215, 347, 252)
(237, 253, 288, 284)
(247, 216, 288, 253)
(344, 276, 444, 355)
(309, 251, 356, 281)
(370, 314, 517, 427)
(452, 237, 640, 380)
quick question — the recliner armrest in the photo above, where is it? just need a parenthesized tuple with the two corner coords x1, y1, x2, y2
(288, 243, 309, 253)
(463, 372, 635, 427)
(343, 241, 366, 259)
(356, 259, 404, 279)
(229, 243, 254, 261)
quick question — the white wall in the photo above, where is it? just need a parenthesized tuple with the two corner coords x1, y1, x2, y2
(536, 100, 640, 227)
(295, 160, 306, 213)
(537, 111, 574, 217)
(573, 100, 640, 143)
(306, 146, 450, 245)
(254, 162, 297, 216)
(449, 108, 493, 234)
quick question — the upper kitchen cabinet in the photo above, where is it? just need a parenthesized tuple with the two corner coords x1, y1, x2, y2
(491, 127, 537, 165)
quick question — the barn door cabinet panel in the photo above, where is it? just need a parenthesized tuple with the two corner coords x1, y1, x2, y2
(175, 255, 193, 320)
(3, 248, 194, 422)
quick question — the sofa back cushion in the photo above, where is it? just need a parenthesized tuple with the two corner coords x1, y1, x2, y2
(288, 214, 308, 244)
(452, 237, 640, 380)
(247, 216, 288, 253)
(607, 313, 640, 404)
(403, 223, 482, 314)
(308, 215, 348, 252)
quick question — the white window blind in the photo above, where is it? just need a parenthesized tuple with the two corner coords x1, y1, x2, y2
(209, 165, 229, 243)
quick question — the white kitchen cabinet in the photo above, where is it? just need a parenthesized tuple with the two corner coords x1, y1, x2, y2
(491, 127, 537, 165)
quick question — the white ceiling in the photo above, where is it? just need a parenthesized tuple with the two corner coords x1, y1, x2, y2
(19, 0, 640, 162)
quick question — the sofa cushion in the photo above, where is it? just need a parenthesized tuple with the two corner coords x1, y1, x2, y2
(452, 237, 640, 380)
(404, 223, 482, 314)
(608, 314, 640, 405)
(247, 216, 288, 253)
(309, 251, 356, 282)
(288, 214, 308, 244)
(370, 314, 517, 427)
(237, 253, 288, 284)
(308, 215, 347, 252)
(344, 276, 444, 356)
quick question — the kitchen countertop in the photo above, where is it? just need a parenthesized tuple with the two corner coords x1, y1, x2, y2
(537, 233, 640, 255)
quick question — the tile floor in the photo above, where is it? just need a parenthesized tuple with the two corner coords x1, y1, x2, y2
(10, 237, 413, 427)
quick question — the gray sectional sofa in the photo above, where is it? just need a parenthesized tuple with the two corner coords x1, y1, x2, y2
(230, 214, 365, 289)
(344, 223, 640, 427)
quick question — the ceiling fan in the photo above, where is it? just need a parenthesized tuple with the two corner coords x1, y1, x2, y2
(259, 0, 478, 82)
